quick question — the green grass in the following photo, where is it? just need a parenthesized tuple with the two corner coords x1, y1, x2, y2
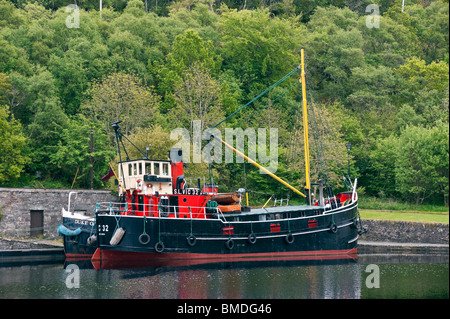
(359, 209, 449, 224)
(359, 196, 448, 213)
(358, 196, 449, 224)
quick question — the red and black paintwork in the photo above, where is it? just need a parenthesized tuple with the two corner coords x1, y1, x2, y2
(92, 197, 360, 265)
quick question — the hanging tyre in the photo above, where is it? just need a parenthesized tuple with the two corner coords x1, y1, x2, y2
(285, 233, 294, 244)
(155, 241, 165, 253)
(248, 233, 257, 244)
(138, 233, 150, 245)
(186, 235, 197, 247)
(329, 223, 338, 234)
(225, 238, 234, 250)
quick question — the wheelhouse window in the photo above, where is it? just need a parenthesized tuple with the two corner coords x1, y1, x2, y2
(162, 163, 169, 176)
(154, 163, 160, 175)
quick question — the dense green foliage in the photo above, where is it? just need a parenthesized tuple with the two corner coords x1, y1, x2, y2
(0, 0, 448, 206)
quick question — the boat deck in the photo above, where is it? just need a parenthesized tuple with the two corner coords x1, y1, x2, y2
(221, 205, 325, 220)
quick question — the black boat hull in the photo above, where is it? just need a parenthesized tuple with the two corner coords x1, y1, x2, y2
(62, 216, 97, 258)
(93, 202, 360, 263)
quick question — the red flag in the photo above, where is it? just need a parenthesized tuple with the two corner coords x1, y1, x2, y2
(101, 166, 114, 181)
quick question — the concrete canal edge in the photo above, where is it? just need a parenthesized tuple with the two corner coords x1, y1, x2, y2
(0, 237, 64, 265)
(0, 248, 65, 264)
(0, 219, 448, 264)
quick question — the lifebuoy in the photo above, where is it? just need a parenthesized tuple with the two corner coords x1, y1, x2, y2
(329, 223, 338, 234)
(248, 233, 257, 244)
(155, 241, 165, 253)
(186, 235, 197, 246)
(139, 233, 150, 245)
(285, 233, 294, 244)
(225, 238, 234, 250)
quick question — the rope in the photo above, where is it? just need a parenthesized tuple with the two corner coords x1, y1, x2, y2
(305, 70, 348, 182)
(232, 81, 299, 128)
(142, 214, 148, 236)
(211, 66, 300, 129)
(189, 207, 193, 236)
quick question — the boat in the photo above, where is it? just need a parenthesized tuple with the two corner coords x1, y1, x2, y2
(59, 192, 97, 258)
(91, 49, 367, 265)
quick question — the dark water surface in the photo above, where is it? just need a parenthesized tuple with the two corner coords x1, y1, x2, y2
(0, 253, 448, 299)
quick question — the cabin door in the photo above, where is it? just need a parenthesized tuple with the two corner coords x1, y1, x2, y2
(169, 195, 179, 216)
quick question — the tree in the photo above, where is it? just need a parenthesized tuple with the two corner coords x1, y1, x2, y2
(150, 29, 222, 112)
(394, 123, 449, 205)
(406, 1, 449, 63)
(305, 6, 365, 100)
(118, 125, 174, 161)
(82, 72, 161, 137)
(219, 7, 303, 92)
(0, 0, 25, 29)
(173, 63, 225, 133)
(48, 115, 114, 188)
(0, 73, 11, 105)
(396, 57, 449, 124)
(0, 105, 29, 183)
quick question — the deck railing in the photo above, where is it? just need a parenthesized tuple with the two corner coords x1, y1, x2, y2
(94, 202, 227, 222)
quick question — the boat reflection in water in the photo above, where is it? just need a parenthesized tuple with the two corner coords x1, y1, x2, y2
(63, 253, 360, 299)
(90, 251, 358, 271)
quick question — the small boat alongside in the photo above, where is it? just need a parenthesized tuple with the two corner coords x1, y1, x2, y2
(59, 192, 97, 258)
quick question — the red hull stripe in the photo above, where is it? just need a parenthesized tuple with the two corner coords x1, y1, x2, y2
(92, 247, 357, 262)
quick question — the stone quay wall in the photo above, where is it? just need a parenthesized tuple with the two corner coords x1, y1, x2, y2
(361, 219, 449, 244)
(0, 187, 117, 239)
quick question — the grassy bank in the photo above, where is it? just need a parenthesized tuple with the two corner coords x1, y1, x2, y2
(359, 209, 449, 224)
(359, 197, 449, 224)
(359, 196, 448, 213)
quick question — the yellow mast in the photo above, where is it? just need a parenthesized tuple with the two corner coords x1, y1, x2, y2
(300, 48, 311, 204)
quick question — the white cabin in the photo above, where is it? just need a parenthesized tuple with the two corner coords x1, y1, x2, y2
(117, 159, 173, 195)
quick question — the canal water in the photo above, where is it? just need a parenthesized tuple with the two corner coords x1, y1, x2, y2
(0, 253, 448, 299)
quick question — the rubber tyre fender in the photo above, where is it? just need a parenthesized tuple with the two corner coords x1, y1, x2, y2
(138, 233, 150, 245)
(329, 223, 338, 234)
(248, 233, 257, 244)
(352, 217, 359, 229)
(225, 238, 234, 250)
(186, 235, 197, 247)
(155, 241, 165, 253)
(285, 233, 295, 244)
